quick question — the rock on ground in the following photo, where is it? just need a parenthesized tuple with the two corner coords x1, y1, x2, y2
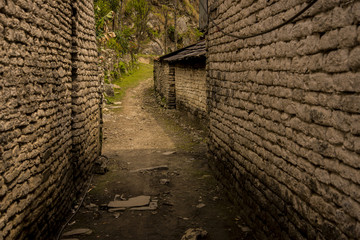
(181, 228, 208, 240)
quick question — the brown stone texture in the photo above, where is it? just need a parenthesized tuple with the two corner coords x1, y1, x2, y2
(154, 59, 207, 119)
(0, 0, 100, 239)
(154, 60, 176, 108)
(207, 0, 360, 239)
(175, 62, 207, 119)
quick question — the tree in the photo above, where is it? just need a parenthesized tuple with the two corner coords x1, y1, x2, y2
(173, 0, 178, 50)
(108, 0, 119, 30)
(162, 6, 168, 54)
(125, 0, 151, 52)
(94, 0, 113, 41)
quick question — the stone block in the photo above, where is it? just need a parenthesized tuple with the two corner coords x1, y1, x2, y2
(325, 128, 344, 145)
(353, 1, 360, 20)
(338, 25, 357, 48)
(349, 46, 360, 71)
(350, 115, 360, 135)
(314, 168, 330, 184)
(207, 0, 360, 238)
(323, 49, 349, 73)
(1, 1, 100, 239)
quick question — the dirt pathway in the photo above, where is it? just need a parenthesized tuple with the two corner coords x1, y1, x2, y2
(61, 78, 253, 240)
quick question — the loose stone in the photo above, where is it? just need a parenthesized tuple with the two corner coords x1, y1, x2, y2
(108, 195, 151, 208)
(181, 228, 208, 240)
(62, 228, 93, 237)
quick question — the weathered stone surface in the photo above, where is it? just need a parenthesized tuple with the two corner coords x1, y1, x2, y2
(176, 16, 189, 35)
(159, 179, 170, 185)
(162, 151, 176, 155)
(0, 1, 101, 239)
(63, 229, 93, 237)
(349, 46, 360, 71)
(130, 201, 158, 210)
(131, 165, 169, 173)
(85, 203, 98, 210)
(154, 57, 207, 119)
(108, 196, 151, 208)
(142, 41, 163, 55)
(196, 203, 206, 209)
(108, 207, 126, 213)
(93, 155, 109, 175)
(104, 84, 115, 96)
(180, 228, 207, 240)
(206, 0, 360, 239)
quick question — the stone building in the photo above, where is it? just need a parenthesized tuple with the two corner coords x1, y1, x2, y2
(154, 40, 207, 119)
(0, 1, 101, 239)
(206, 0, 360, 239)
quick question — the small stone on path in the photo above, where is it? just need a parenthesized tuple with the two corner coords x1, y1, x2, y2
(63, 228, 92, 237)
(93, 156, 109, 175)
(85, 203, 98, 210)
(196, 203, 206, 209)
(130, 201, 158, 210)
(160, 179, 170, 185)
(238, 225, 252, 232)
(68, 221, 76, 226)
(181, 228, 208, 240)
(107, 105, 122, 109)
(108, 195, 151, 208)
(108, 207, 126, 212)
(114, 194, 126, 201)
(131, 165, 169, 173)
(162, 151, 176, 155)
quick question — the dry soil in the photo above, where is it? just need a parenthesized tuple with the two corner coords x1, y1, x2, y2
(61, 78, 254, 240)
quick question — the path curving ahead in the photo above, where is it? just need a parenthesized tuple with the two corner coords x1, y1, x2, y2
(61, 77, 253, 240)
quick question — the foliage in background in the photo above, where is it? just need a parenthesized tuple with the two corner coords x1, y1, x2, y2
(105, 63, 153, 103)
(125, 0, 151, 52)
(95, 0, 138, 84)
(95, 0, 201, 99)
(95, 0, 202, 56)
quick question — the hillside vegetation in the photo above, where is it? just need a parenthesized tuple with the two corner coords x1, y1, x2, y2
(95, 0, 201, 100)
(95, 0, 201, 54)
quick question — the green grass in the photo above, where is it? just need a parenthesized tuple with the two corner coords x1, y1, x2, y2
(106, 63, 153, 103)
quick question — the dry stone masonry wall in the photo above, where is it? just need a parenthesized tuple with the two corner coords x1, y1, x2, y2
(0, 0, 100, 239)
(154, 60, 176, 108)
(175, 62, 207, 119)
(207, 0, 360, 239)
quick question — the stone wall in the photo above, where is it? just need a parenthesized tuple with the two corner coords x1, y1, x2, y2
(154, 60, 176, 108)
(154, 59, 207, 118)
(207, 0, 360, 239)
(175, 61, 207, 119)
(0, 0, 100, 239)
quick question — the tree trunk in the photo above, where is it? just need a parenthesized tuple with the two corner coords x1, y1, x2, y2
(118, 0, 123, 31)
(112, 15, 116, 31)
(174, 0, 177, 50)
(164, 9, 168, 54)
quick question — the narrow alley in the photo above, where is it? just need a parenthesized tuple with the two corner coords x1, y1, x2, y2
(2, 1, 359, 239)
(60, 77, 253, 240)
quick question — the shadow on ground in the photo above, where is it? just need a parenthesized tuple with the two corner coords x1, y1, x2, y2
(60, 78, 254, 240)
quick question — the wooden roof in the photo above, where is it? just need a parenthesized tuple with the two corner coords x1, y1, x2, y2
(159, 40, 206, 62)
